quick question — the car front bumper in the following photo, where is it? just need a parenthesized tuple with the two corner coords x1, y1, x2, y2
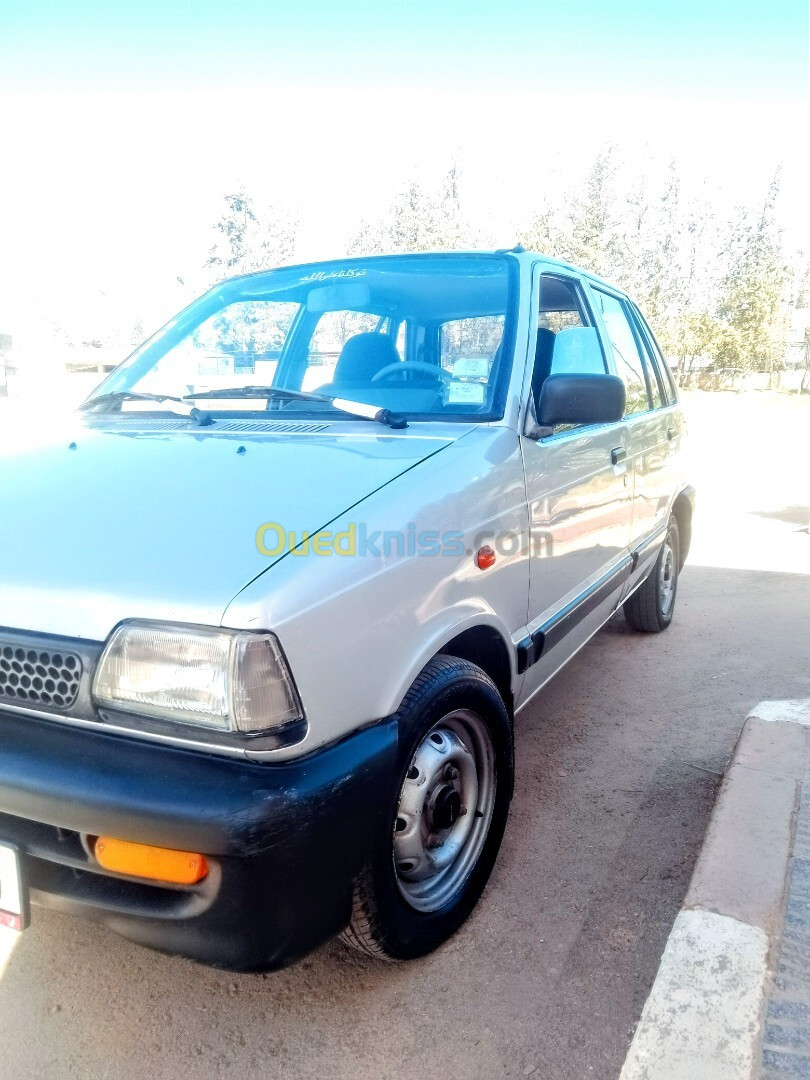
(0, 708, 397, 970)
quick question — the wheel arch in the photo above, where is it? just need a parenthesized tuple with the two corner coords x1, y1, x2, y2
(437, 625, 514, 715)
(672, 487, 694, 569)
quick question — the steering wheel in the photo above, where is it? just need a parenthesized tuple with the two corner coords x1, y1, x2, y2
(371, 361, 452, 384)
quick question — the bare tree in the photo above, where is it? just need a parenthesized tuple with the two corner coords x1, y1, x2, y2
(716, 170, 790, 383)
(206, 189, 298, 278)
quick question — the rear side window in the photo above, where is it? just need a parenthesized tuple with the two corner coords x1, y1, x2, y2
(636, 332, 664, 410)
(629, 305, 677, 405)
(591, 289, 652, 415)
(647, 361, 664, 409)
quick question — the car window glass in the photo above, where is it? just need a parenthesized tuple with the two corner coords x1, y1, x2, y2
(632, 314, 672, 408)
(647, 360, 664, 409)
(549, 328, 606, 375)
(531, 275, 608, 434)
(395, 321, 407, 359)
(302, 310, 382, 391)
(631, 306, 676, 405)
(540, 309, 583, 334)
(439, 316, 504, 376)
(538, 277, 587, 336)
(591, 289, 651, 415)
(104, 255, 515, 422)
(133, 300, 299, 396)
(534, 275, 604, 389)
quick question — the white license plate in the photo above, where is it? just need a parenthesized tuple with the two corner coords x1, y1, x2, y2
(0, 843, 27, 932)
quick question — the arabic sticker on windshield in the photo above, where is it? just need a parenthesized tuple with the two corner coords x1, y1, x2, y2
(301, 268, 367, 283)
(452, 357, 489, 379)
(447, 382, 485, 404)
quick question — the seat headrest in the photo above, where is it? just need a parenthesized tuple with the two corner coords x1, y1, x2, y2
(532, 327, 556, 400)
(335, 332, 401, 383)
(551, 326, 605, 374)
(536, 327, 555, 357)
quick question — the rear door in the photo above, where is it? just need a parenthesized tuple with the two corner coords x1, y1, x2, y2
(629, 300, 685, 480)
(587, 286, 678, 554)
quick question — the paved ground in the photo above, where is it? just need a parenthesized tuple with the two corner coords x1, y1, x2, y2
(621, 700, 810, 1079)
(0, 390, 808, 1079)
(761, 749, 810, 1078)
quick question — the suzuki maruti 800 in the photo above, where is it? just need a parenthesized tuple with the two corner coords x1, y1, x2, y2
(0, 250, 693, 968)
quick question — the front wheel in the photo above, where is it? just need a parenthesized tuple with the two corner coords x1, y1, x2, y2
(624, 515, 680, 632)
(341, 655, 513, 961)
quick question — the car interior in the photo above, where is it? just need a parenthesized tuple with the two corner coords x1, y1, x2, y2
(268, 267, 510, 417)
(532, 276, 606, 411)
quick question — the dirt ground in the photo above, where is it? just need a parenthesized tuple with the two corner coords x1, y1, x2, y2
(0, 390, 808, 1080)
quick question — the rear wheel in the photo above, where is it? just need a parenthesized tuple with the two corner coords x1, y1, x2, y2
(342, 655, 513, 961)
(624, 515, 680, 632)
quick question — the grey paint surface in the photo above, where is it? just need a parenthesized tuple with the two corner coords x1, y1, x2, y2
(621, 909, 769, 1080)
(684, 757, 798, 933)
(622, 705, 810, 1079)
(759, 707, 810, 1079)
(760, 792, 810, 1078)
(0, 389, 807, 1078)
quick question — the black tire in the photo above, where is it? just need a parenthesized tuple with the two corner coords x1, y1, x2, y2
(624, 515, 680, 632)
(341, 654, 514, 961)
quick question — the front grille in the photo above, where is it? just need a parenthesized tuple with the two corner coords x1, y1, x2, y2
(0, 642, 83, 709)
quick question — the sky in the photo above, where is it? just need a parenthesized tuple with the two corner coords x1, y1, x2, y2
(2, 0, 806, 97)
(0, 0, 807, 352)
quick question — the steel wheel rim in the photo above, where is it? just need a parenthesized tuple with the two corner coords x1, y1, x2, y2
(393, 709, 496, 913)
(659, 538, 676, 616)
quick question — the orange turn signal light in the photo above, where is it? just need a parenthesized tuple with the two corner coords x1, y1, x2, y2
(94, 837, 208, 885)
(475, 545, 497, 570)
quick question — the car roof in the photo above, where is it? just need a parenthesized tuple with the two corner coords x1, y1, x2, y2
(522, 254, 626, 294)
(221, 249, 630, 300)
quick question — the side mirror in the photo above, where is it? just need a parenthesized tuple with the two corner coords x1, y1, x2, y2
(537, 373, 626, 427)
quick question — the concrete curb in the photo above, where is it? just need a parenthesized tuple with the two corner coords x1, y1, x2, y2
(620, 699, 810, 1080)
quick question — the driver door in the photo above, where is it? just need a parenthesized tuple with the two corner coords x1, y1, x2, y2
(518, 271, 633, 698)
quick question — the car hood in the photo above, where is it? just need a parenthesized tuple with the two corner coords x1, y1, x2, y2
(0, 419, 460, 641)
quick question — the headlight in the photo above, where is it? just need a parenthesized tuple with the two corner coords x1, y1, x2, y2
(93, 622, 303, 736)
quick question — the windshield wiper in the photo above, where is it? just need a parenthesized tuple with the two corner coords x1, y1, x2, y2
(78, 391, 213, 426)
(184, 386, 408, 429)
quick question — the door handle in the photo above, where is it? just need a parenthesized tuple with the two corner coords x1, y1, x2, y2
(611, 447, 626, 466)
(667, 427, 675, 441)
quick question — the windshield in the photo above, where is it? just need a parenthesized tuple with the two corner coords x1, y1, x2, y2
(90, 254, 516, 423)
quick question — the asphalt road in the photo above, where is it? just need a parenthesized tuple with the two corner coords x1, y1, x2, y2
(0, 391, 808, 1080)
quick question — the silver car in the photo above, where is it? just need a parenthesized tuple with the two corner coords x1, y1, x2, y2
(0, 250, 693, 968)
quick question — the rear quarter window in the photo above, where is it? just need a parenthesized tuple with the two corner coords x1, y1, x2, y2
(591, 288, 652, 415)
(629, 305, 678, 405)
